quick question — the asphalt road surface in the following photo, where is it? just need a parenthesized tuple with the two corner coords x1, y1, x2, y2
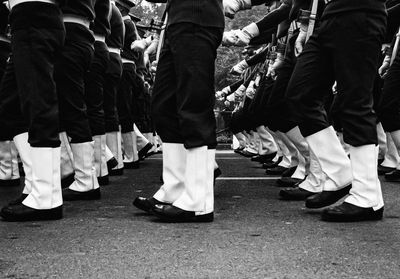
(1, 148, 400, 279)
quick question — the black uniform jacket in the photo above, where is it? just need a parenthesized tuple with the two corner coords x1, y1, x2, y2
(145, 0, 224, 28)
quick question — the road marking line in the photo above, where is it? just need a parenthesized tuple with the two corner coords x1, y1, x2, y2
(146, 157, 246, 160)
(216, 150, 235, 154)
(216, 177, 280, 180)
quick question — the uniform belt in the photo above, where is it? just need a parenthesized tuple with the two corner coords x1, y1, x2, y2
(63, 15, 91, 29)
(108, 47, 121, 55)
(8, 0, 55, 9)
(94, 34, 106, 42)
(121, 58, 135, 64)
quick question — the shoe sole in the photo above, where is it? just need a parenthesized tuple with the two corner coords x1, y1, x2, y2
(63, 190, 101, 201)
(279, 194, 312, 201)
(109, 168, 124, 176)
(132, 200, 153, 213)
(305, 187, 351, 209)
(152, 212, 214, 223)
(0, 208, 63, 222)
(321, 212, 383, 222)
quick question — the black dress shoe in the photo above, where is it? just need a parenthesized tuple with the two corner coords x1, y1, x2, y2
(144, 151, 157, 158)
(385, 169, 400, 182)
(242, 150, 258, 158)
(0, 178, 20, 187)
(262, 157, 283, 169)
(61, 173, 75, 189)
(18, 162, 25, 177)
(378, 165, 395, 175)
(138, 143, 154, 161)
(124, 160, 140, 169)
(281, 166, 297, 177)
(276, 177, 304, 187)
(251, 152, 277, 163)
(109, 168, 124, 176)
(233, 147, 245, 154)
(279, 187, 316, 201)
(97, 175, 109, 186)
(63, 188, 101, 201)
(266, 166, 288, 175)
(133, 197, 170, 213)
(214, 167, 222, 179)
(107, 157, 118, 170)
(8, 194, 28, 206)
(305, 185, 351, 209)
(321, 202, 384, 222)
(1, 204, 63, 222)
(152, 205, 214, 223)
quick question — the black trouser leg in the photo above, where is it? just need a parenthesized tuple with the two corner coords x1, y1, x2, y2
(0, 41, 10, 78)
(85, 41, 109, 137)
(0, 56, 27, 141)
(287, 12, 385, 146)
(152, 23, 222, 148)
(104, 52, 122, 133)
(265, 62, 298, 133)
(378, 51, 400, 132)
(117, 63, 135, 133)
(286, 33, 335, 138)
(331, 13, 385, 146)
(9, 3, 65, 147)
(56, 23, 94, 143)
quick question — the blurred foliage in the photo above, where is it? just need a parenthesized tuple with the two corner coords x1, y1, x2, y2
(216, 6, 270, 90)
(129, 2, 166, 26)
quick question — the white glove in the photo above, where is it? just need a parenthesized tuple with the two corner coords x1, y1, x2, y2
(223, 0, 252, 19)
(234, 84, 246, 101)
(270, 53, 284, 77)
(131, 36, 153, 52)
(144, 37, 159, 56)
(216, 86, 231, 98)
(295, 23, 308, 56)
(143, 51, 150, 67)
(245, 81, 256, 99)
(266, 60, 275, 78)
(254, 74, 261, 87)
(222, 23, 259, 47)
(379, 55, 391, 78)
(216, 95, 225, 102)
(226, 93, 236, 102)
(150, 60, 158, 74)
(332, 81, 337, 94)
(230, 60, 249, 75)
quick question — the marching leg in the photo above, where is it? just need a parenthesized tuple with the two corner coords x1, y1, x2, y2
(0, 140, 20, 187)
(63, 141, 101, 201)
(121, 131, 139, 169)
(133, 143, 186, 213)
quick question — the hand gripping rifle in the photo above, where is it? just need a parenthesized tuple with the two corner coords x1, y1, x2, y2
(390, 27, 400, 66)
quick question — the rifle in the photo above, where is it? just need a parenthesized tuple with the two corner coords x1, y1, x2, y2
(306, 0, 319, 42)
